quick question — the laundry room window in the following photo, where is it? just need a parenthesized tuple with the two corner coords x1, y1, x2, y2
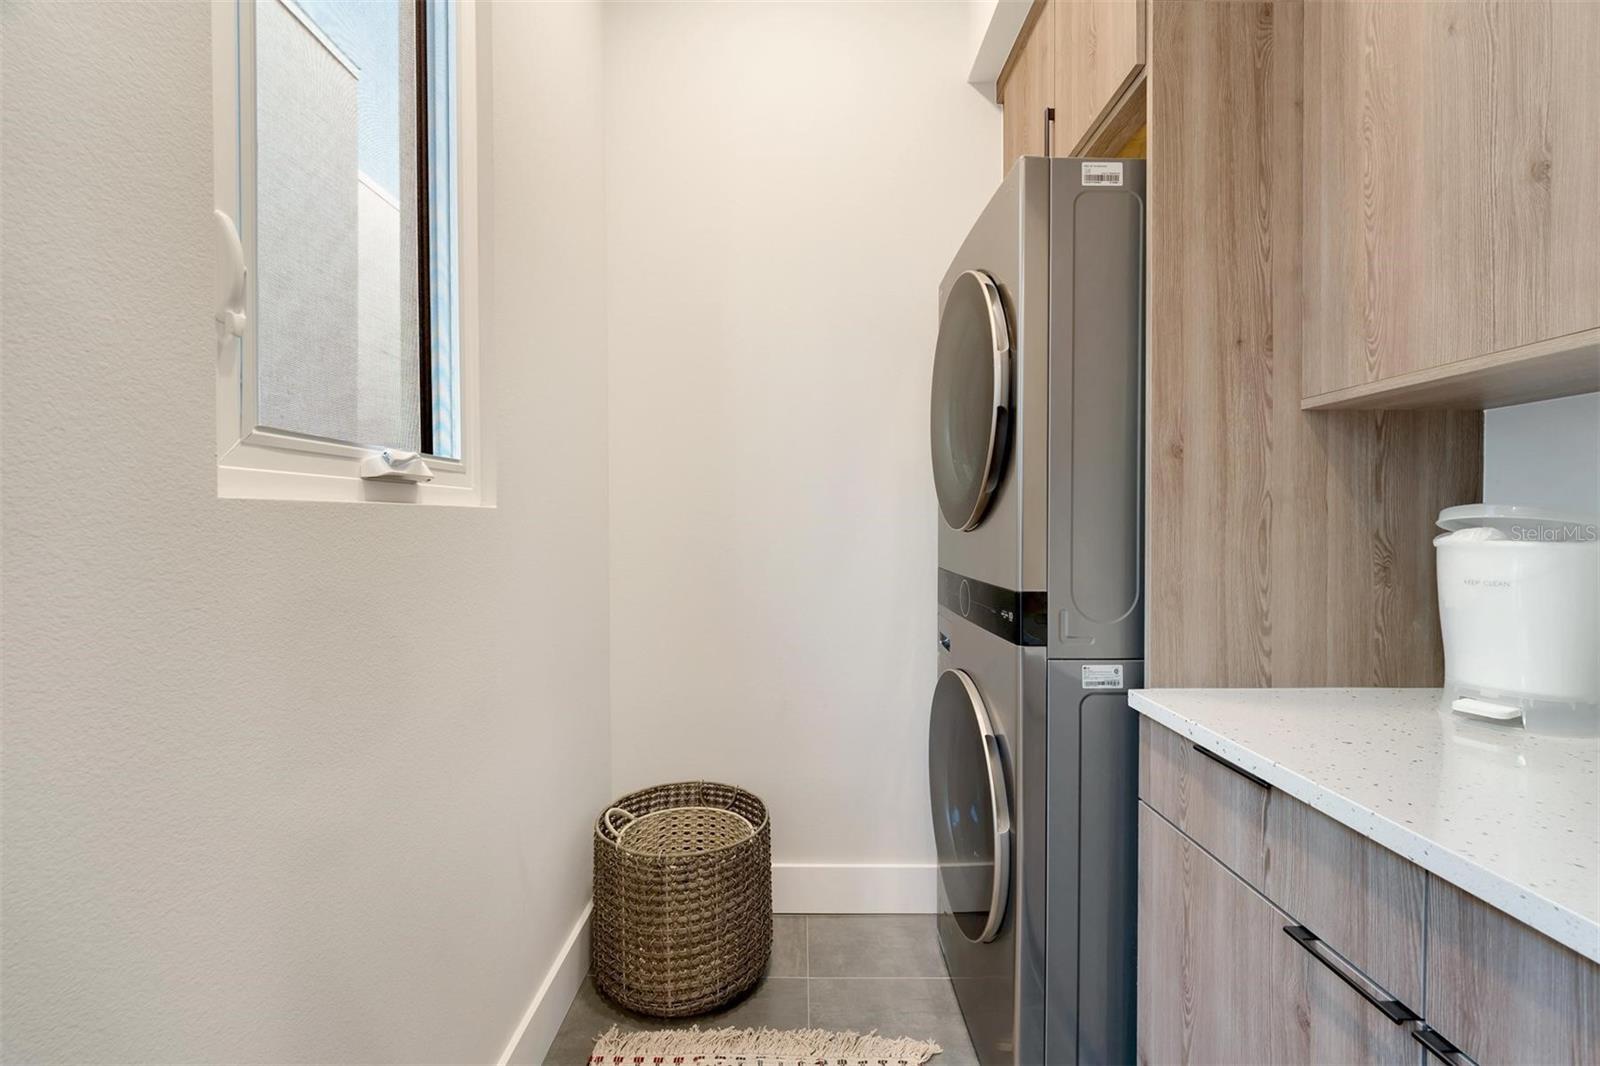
(212, 0, 484, 505)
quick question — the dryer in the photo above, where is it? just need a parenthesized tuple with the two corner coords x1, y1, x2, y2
(928, 157, 1145, 1066)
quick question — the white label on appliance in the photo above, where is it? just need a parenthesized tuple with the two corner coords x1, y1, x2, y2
(1082, 664, 1125, 690)
(1082, 161, 1124, 187)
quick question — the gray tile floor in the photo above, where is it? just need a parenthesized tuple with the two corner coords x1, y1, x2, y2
(545, 914, 978, 1065)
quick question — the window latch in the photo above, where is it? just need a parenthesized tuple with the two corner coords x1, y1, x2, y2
(213, 209, 247, 340)
(359, 450, 435, 483)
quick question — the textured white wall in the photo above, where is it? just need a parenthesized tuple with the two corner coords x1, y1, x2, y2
(603, 2, 999, 893)
(1483, 392, 1600, 515)
(0, 2, 608, 1062)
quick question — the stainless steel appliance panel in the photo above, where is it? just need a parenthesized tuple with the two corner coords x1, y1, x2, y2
(1044, 658, 1142, 1066)
(1014, 644, 1047, 1066)
(1047, 161, 1146, 661)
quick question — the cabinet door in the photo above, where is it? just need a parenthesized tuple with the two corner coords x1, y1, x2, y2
(1424, 878, 1600, 1065)
(1303, 0, 1600, 399)
(1138, 804, 1416, 1064)
(1052, 0, 1145, 153)
(998, 1, 1055, 172)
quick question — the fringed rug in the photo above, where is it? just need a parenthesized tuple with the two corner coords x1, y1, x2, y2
(588, 1024, 943, 1065)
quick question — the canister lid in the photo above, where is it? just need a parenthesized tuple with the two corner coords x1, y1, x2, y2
(1437, 504, 1599, 542)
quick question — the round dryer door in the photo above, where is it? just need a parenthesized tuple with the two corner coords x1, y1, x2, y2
(930, 270, 1012, 531)
(927, 668, 1012, 943)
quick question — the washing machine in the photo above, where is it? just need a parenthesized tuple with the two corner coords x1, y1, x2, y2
(928, 157, 1145, 1066)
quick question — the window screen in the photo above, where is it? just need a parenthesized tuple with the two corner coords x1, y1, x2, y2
(252, 0, 458, 458)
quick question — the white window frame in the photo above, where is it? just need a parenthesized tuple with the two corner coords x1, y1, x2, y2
(211, 0, 487, 506)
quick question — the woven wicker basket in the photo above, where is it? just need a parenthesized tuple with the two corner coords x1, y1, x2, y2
(591, 781, 772, 1018)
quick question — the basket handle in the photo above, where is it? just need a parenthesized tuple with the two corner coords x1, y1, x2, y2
(603, 806, 636, 839)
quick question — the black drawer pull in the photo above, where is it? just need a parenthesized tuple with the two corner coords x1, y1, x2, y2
(1413, 1026, 1472, 1064)
(1282, 925, 1420, 1024)
(1193, 743, 1271, 790)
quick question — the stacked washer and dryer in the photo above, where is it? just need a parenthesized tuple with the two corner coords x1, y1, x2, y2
(927, 157, 1145, 1066)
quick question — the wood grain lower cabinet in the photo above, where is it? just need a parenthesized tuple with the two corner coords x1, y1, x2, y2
(1423, 878, 1600, 1065)
(1261, 773, 1427, 1013)
(1139, 803, 1282, 1063)
(1138, 804, 1416, 1064)
(1139, 720, 1428, 1010)
(1137, 716, 1271, 886)
(1138, 720, 1599, 1063)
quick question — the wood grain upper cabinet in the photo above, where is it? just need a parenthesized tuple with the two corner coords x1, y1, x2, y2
(999, 2, 1055, 172)
(1053, 0, 1146, 153)
(999, 1, 1146, 172)
(1302, 0, 1600, 401)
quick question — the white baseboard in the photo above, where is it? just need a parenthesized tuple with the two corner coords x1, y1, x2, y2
(498, 901, 591, 1066)
(772, 863, 937, 914)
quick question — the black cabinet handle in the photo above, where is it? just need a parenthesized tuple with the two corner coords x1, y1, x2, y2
(1282, 925, 1420, 1024)
(1193, 743, 1272, 790)
(1413, 1026, 1472, 1064)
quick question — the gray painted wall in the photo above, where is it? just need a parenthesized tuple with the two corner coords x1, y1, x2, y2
(1483, 392, 1600, 515)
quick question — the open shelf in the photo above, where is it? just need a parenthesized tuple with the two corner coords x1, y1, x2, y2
(1301, 328, 1600, 411)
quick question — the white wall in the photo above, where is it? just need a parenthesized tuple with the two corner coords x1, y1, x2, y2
(0, 2, 608, 1062)
(1482, 393, 1600, 514)
(966, 0, 1034, 103)
(604, 1, 1000, 910)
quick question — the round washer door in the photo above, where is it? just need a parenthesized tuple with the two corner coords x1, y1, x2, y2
(930, 270, 1012, 531)
(927, 668, 1012, 943)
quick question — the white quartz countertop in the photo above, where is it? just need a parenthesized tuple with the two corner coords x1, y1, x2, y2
(1129, 688, 1600, 963)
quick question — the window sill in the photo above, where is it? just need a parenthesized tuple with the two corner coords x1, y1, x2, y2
(216, 422, 488, 507)
(218, 462, 491, 506)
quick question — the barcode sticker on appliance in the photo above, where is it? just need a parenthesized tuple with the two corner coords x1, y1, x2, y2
(1082, 664, 1125, 690)
(1081, 161, 1124, 187)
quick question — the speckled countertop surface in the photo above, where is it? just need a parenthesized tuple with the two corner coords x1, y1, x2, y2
(1129, 688, 1600, 963)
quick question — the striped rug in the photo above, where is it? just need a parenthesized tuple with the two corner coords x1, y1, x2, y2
(588, 1025, 943, 1065)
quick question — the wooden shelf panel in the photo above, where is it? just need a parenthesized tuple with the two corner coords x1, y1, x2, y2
(1301, 328, 1600, 411)
(1074, 68, 1146, 158)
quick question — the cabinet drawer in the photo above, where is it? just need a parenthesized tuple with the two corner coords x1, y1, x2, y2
(1138, 803, 1416, 1064)
(1138, 718, 1426, 1010)
(1424, 877, 1600, 1065)
(1138, 716, 1271, 885)
(1261, 778, 1427, 1013)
